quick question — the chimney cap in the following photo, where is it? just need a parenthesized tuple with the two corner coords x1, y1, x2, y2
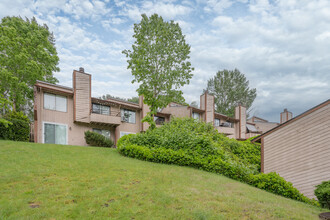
(79, 67, 84, 73)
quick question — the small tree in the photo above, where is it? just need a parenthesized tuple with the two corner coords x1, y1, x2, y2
(206, 69, 257, 117)
(0, 16, 59, 116)
(123, 14, 193, 128)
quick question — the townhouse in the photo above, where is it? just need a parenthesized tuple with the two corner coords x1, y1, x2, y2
(34, 68, 275, 146)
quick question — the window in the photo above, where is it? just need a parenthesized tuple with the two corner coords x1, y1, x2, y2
(93, 128, 110, 139)
(92, 103, 110, 115)
(220, 121, 233, 128)
(44, 93, 67, 112)
(120, 131, 135, 138)
(192, 112, 200, 120)
(214, 118, 220, 127)
(121, 109, 136, 123)
(44, 122, 67, 145)
(154, 116, 165, 125)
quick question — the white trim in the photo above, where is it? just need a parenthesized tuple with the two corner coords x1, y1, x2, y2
(42, 121, 68, 145)
(120, 131, 136, 138)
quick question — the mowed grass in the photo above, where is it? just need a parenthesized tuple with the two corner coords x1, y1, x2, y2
(0, 140, 326, 219)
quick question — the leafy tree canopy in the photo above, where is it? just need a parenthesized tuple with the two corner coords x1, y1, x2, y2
(190, 101, 199, 108)
(0, 16, 59, 116)
(207, 69, 257, 117)
(123, 13, 194, 128)
(0, 94, 13, 127)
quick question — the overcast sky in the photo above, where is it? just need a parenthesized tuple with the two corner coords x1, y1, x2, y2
(1, 0, 329, 122)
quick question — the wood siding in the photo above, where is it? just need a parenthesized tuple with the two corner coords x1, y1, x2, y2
(74, 71, 91, 123)
(253, 122, 279, 133)
(264, 103, 330, 199)
(205, 93, 214, 123)
(235, 105, 246, 139)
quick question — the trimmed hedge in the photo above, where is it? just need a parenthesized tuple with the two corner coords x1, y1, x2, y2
(84, 130, 114, 148)
(117, 118, 317, 206)
(0, 111, 30, 142)
(315, 181, 330, 209)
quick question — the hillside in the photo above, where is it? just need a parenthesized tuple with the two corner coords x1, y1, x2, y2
(0, 140, 326, 219)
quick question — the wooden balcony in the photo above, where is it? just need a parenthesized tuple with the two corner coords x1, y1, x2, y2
(90, 112, 121, 126)
(216, 126, 235, 135)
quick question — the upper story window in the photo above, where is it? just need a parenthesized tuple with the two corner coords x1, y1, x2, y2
(192, 112, 200, 120)
(92, 103, 110, 115)
(214, 118, 220, 127)
(221, 121, 234, 128)
(121, 109, 136, 123)
(44, 93, 67, 112)
(154, 116, 165, 125)
(92, 128, 110, 139)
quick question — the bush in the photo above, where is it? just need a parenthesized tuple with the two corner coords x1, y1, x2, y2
(117, 118, 317, 206)
(84, 130, 114, 148)
(0, 111, 30, 142)
(249, 172, 317, 205)
(315, 181, 330, 209)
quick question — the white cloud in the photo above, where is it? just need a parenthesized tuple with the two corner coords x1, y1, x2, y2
(204, 0, 233, 13)
(124, 1, 192, 21)
(1, 0, 330, 122)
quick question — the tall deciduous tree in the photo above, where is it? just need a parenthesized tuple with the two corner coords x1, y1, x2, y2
(123, 14, 193, 128)
(0, 16, 59, 115)
(207, 69, 257, 117)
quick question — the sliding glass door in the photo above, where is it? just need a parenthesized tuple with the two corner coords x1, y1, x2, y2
(44, 123, 67, 145)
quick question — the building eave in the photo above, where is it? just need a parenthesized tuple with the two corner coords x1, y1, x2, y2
(251, 99, 330, 143)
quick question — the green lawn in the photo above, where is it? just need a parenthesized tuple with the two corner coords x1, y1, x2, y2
(0, 140, 327, 219)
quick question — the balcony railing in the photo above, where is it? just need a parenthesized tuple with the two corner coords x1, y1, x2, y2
(90, 111, 121, 125)
(216, 126, 235, 135)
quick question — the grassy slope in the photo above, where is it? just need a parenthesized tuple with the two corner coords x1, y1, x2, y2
(0, 141, 326, 219)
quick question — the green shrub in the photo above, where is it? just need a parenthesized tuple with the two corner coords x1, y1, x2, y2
(315, 181, 330, 209)
(84, 131, 114, 148)
(249, 172, 317, 205)
(117, 118, 317, 206)
(0, 111, 30, 142)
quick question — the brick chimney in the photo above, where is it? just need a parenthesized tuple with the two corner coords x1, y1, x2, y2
(73, 67, 91, 123)
(200, 91, 214, 123)
(235, 103, 246, 139)
(280, 108, 292, 124)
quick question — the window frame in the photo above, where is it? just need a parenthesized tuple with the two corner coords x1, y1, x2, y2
(42, 121, 68, 145)
(219, 121, 234, 128)
(92, 128, 111, 139)
(214, 118, 220, 127)
(154, 116, 165, 125)
(225, 121, 234, 128)
(92, 103, 110, 115)
(120, 109, 136, 124)
(43, 92, 67, 112)
(192, 112, 200, 120)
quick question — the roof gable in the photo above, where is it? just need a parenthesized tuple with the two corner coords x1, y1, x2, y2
(252, 99, 330, 142)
